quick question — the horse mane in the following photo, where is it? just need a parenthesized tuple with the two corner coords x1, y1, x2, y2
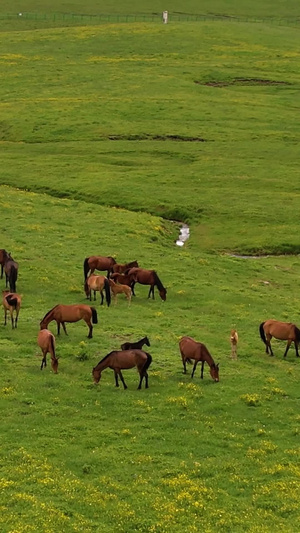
(107, 256, 116, 264)
(152, 271, 165, 291)
(41, 305, 59, 322)
(94, 351, 116, 368)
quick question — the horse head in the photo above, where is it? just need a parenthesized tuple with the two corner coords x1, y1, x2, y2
(159, 288, 167, 301)
(210, 363, 219, 382)
(92, 367, 101, 384)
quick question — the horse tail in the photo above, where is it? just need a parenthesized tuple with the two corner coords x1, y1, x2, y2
(83, 257, 90, 281)
(142, 352, 152, 373)
(91, 307, 98, 324)
(10, 265, 17, 292)
(294, 325, 300, 342)
(50, 334, 56, 357)
(104, 278, 111, 307)
(259, 322, 267, 345)
(6, 295, 17, 309)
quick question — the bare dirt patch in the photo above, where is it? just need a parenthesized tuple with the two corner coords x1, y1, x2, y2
(107, 134, 206, 142)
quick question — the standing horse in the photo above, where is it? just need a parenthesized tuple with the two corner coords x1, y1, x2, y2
(37, 329, 59, 373)
(2, 290, 21, 329)
(259, 320, 300, 357)
(230, 329, 238, 359)
(127, 267, 167, 301)
(110, 273, 136, 295)
(92, 349, 152, 389)
(40, 304, 98, 339)
(109, 279, 132, 305)
(83, 256, 116, 280)
(121, 336, 150, 351)
(84, 274, 111, 306)
(179, 336, 220, 382)
(4, 253, 18, 292)
(112, 260, 139, 274)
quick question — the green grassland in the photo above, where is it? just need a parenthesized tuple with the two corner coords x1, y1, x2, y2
(1, 4, 300, 532)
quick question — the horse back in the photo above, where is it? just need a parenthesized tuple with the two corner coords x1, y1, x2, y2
(38, 329, 54, 351)
(179, 336, 202, 359)
(264, 319, 297, 340)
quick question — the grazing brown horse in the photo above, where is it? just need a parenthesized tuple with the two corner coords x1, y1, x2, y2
(179, 336, 220, 382)
(84, 274, 111, 306)
(112, 260, 139, 274)
(40, 304, 98, 338)
(2, 290, 21, 329)
(37, 329, 58, 373)
(83, 256, 116, 280)
(121, 336, 150, 351)
(92, 349, 152, 389)
(0, 249, 10, 279)
(259, 320, 300, 358)
(127, 267, 167, 301)
(230, 329, 238, 359)
(109, 279, 132, 305)
(4, 253, 18, 292)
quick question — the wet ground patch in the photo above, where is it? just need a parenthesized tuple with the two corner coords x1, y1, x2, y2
(196, 78, 291, 87)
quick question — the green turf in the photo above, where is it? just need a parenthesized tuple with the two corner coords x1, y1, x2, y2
(1, 4, 300, 531)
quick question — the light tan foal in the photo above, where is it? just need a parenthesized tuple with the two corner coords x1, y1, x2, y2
(109, 279, 132, 306)
(230, 329, 238, 359)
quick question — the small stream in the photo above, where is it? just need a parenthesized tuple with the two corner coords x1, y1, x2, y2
(176, 223, 190, 247)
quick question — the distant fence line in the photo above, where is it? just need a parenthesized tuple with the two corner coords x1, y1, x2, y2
(0, 12, 299, 26)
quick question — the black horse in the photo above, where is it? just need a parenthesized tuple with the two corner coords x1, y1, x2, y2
(4, 252, 18, 292)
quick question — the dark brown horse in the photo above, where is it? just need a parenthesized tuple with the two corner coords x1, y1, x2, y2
(4, 252, 18, 293)
(92, 349, 152, 389)
(0, 249, 10, 279)
(112, 260, 139, 274)
(83, 256, 116, 280)
(127, 267, 167, 301)
(121, 336, 150, 351)
(40, 304, 98, 338)
(179, 336, 220, 382)
(259, 320, 300, 357)
(37, 329, 59, 373)
(84, 274, 111, 306)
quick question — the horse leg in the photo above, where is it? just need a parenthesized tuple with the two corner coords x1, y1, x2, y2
(191, 360, 198, 378)
(147, 286, 151, 299)
(41, 349, 47, 370)
(181, 354, 187, 374)
(201, 361, 205, 379)
(100, 290, 104, 305)
(15, 307, 19, 328)
(295, 340, 300, 357)
(1, 264, 3, 279)
(118, 370, 127, 390)
(10, 310, 14, 329)
(152, 285, 155, 299)
(137, 371, 144, 390)
(94, 290, 96, 302)
(62, 322, 68, 335)
(131, 281, 136, 296)
(283, 340, 292, 358)
(87, 320, 93, 339)
(144, 371, 149, 389)
(5, 273, 8, 287)
(266, 334, 274, 356)
(4, 308, 7, 326)
(114, 370, 119, 387)
(57, 321, 61, 335)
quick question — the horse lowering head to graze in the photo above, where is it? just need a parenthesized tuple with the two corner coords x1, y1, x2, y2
(92, 349, 152, 389)
(126, 268, 167, 301)
(259, 319, 300, 358)
(179, 336, 219, 382)
(2, 290, 22, 329)
(37, 329, 59, 373)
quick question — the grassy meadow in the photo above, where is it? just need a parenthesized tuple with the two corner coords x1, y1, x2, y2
(1, 3, 300, 532)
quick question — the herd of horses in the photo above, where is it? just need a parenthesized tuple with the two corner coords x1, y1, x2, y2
(1, 249, 300, 390)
